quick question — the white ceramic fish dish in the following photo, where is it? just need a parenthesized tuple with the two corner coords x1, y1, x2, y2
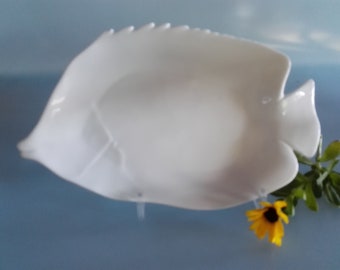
(18, 23, 320, 210)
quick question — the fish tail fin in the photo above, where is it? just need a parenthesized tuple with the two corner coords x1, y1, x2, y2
(278, 80, 321, 157)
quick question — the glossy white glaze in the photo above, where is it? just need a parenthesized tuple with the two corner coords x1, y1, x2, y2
(18, 24, 320, 209)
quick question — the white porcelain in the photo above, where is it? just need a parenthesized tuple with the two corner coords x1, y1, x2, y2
(17, 23, 320, 210)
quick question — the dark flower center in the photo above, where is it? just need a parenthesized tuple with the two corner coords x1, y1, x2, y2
(264, 207, 279, 223)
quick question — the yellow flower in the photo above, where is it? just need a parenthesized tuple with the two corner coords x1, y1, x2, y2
(246, 200, 289, 247)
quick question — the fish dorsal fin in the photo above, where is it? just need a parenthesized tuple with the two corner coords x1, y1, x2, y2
(54, 23, 290, 107)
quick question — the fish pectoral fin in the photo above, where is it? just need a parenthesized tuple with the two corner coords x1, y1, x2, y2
(278, 79, 321, 157)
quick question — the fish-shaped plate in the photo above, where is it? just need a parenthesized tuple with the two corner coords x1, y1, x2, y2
(18, 23, 320, 210)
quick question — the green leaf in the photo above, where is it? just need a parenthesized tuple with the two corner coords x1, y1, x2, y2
(304, 171, 323, 198)
(304, 182, 318, 211)
(304, 170, 319, 179)
(271, 176, 302, 197)
(324, 181, 340, 207)
(283, 196, 295, 216)
(292, 187, 305, 199)
(311, 179, 323, 198)
(318, 140, 340, 162)
(330, 171, 340, 185)
(329, 172, 340, 193)
(295, 173, 310, 183)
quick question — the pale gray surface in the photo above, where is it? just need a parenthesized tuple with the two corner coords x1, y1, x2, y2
(1, 0, 340, 74)
(1, 1, 340, 269)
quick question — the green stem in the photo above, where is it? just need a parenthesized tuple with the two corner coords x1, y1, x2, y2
(316, 135, 323, 170)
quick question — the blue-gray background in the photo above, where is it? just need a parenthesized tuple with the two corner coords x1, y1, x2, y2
(1, 1, 340, 269)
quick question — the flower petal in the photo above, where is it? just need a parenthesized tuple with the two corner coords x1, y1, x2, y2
(273, 200, 287, 209)
(277, 210, 289, 224)
(255, 222, 268, 239)
(259, 201, 272, 208)
(250, 219, 268, 239)
(271, 235, 282, 247)
(246, 209, 265, 221)
(268, 221, 284, 247)
(273, 200, 289, 224)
